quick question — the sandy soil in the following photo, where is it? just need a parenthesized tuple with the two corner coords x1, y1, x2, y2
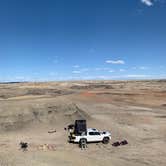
(0, 80, 166, 166)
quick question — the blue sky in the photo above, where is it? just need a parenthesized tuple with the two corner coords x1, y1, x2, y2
(0, 0, 166, 81)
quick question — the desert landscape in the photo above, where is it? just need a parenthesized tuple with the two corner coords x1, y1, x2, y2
(0, 80, 166, 166)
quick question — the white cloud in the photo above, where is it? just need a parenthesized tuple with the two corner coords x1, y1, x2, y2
(94, 67, 103, 71)
(141, 0, 165, 6)
(132, 66, 149, 70)
(109, 70, 114, 73)
(95, 68, 102, 71)
(120, 69, 126, 72)
(73, 65, 80, 68)
(71, 68, 89, 74)
(158, 74, 166, 78)
(72, 70, 81, 74)
(80, 68, 89, 72)
(12, 76, 33, 82)
(97, 75, 110, 79)
(15, 76, 26, 80)
(33, 72, 39, 75)
(141, 0, 153, 6)
(106, 60, 125, 64)
(103, 68, 110, 70)
(126, 74, 149, 78)
(80, 74, 151, 80)
(139, 66, 149, 70)
(95, 68, 109, 71)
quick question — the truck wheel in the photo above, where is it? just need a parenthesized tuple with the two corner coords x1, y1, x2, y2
(102, 137, 109, 144)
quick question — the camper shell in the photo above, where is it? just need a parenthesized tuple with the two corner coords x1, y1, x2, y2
(74, 120, 87, 135)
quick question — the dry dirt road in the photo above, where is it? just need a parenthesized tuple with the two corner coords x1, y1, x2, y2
(0, 80, 166, 166)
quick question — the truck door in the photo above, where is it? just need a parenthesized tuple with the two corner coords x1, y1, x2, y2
(88, 132, 103, 142)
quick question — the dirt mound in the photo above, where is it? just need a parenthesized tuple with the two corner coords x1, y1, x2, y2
(0, 103, 91, 131)
(26, 88, 73, 96)
(63, 104, 91, 120)
(0, 84, 74, 99)
(70, 84, 113, 90)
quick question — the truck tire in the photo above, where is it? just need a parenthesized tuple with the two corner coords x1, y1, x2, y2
(102, 137, 110, 144)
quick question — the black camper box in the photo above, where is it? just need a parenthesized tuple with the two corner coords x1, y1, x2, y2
(74, 120, 87, 135)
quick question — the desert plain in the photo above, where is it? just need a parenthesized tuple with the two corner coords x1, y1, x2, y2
(0, 80, 166, 166)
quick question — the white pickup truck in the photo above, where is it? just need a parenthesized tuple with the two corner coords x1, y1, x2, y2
(70, 128, 111, 144)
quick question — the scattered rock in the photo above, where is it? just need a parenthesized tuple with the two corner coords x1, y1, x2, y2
(48, 130, 56, 133)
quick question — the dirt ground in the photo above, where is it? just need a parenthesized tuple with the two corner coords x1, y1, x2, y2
(0, 80, 166, 166)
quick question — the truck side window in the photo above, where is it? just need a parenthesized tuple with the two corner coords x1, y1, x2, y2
(94, 132, 100, 135)
(89, 132, 95, 135)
